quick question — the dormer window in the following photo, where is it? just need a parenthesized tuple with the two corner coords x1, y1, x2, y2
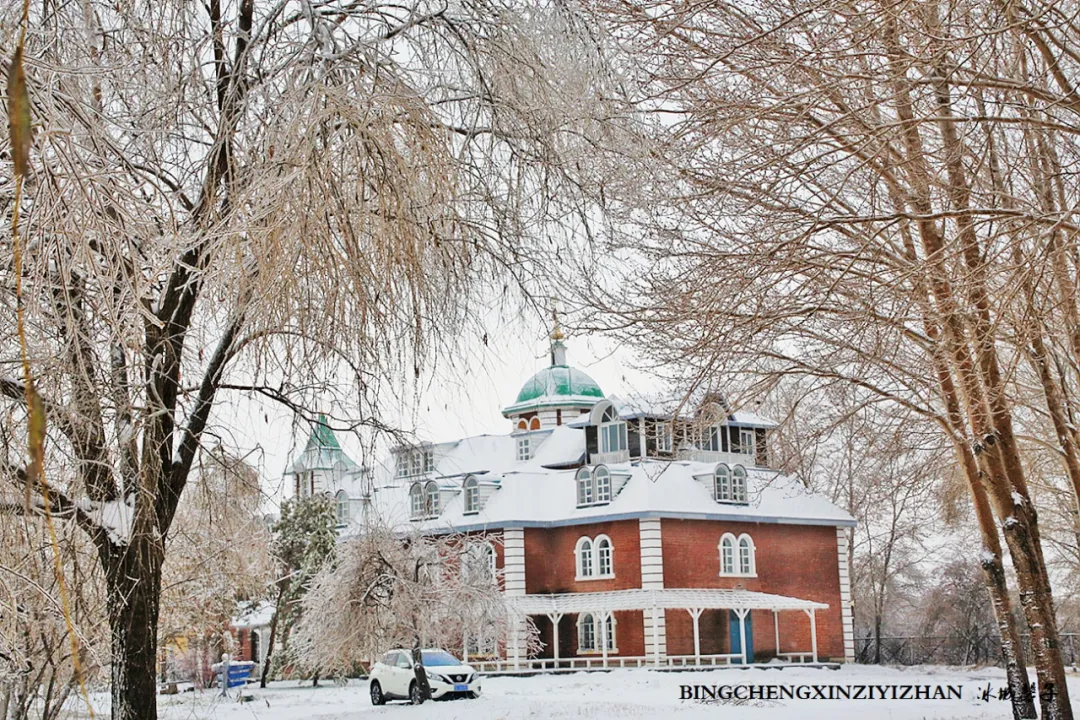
(732, 465, 748, 502)
(598, 406, 627, 455)
(410, 483, 424, 518)
(576, 467, 594, 506)
(425, 481, 440, 515)
(595, 466, 611, 503)
(463, 476, 480, 514)
(714, 464, 731, 501)
(398, 447, 434, 478)
(576, 465, 614, 507)
(714, 464, 748, 503)
(517, 436, 532, 462)
(410, 480, 440, 519)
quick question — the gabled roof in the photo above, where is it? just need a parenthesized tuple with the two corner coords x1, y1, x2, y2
(286, 414, 360, 475)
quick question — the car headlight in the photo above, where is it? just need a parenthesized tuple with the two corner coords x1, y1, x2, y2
(425, 669, 441, 682)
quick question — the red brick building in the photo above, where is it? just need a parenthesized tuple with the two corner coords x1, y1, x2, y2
(289, 333, 856, 669)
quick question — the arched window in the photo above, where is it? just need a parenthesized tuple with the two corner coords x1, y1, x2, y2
(482, 542, 496, 577)
(577, 613, 615, 652)
(425, 481, 440, 516)
(517, 418, 528, 431)
(463, 476, 480, 514)
(576, 467, 594, 506)
(599, 407, 628, 455)
(409, 483, 424, 519)
(335, 490, 349, 526)
(575, 537, 594, 578)
(714, 464, 731, 502)
(720, 533, 737, 575)
(529, 417, 541, 430)
(595, 535, 613, 577)
(732, 465, 748, 503)
(594, 465, 611, 503)
(603, 614, 616, 651)
(738, 534, 756, 576)
(578, 614, 596, 652)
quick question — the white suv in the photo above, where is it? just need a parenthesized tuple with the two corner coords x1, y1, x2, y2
(368, 648, 482, 705)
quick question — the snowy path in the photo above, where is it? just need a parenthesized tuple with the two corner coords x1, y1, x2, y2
(150, 665, 1077, 720)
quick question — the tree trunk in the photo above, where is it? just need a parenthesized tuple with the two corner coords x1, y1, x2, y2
(103, 535, 164, 720)
(410, 641, 431, 703)
(260, 584, 287, 688)
(873, 614, 882, 665)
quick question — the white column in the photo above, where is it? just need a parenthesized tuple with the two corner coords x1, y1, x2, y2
(639, 518, 667, 661)
(503, 528, 527, 667)
(735, 609, 749, 665)
(773, 610, 780, 656)
(547, 613, 563, 667)
(650, 606, 660, 666)
(687, 608, 704, 665)
(836, 527, 856, 663)
(804, 608, 818, 663)
(600, 612, 610, 668)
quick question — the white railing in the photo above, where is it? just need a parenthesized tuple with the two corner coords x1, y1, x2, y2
(776, 652, 815, 663)
(682, 450, 757, 466)
(472, 653, 748, 674)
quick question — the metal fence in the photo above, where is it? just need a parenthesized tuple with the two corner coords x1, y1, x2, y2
(855, 634, 1080, 667)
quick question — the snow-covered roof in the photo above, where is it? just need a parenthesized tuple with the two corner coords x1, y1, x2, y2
(507, 588, 828, 615)
(610, 394, 778, 428)
(286, 415, 360, 475)
(232, 600, 274, 629)
(357, 438, 855, 531)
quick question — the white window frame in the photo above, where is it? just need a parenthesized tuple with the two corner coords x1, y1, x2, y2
(463, 476, 480, 514)
(599, 421, 628, 455)
(595, 534, 614, 577)
(517, 436, 532, 462)
(576, 467, 594, 507)
(575, 536, 595, 579)
(424, 449, 435, 473)
(578, 613, 596, 652)
(719, 533, 737, 575)
(737, 533, 756, 576)
(657, 422, 672, 453)
(425, 481, 440, 516)
(409, 483, 424, 519)
(335, 490, 349, 526)
(715, 464, 731, 502)
(739, 428, 755, 457)
(577, 613, 616, 653)
(732, 465, 748, 503)
(594, 466, 611, 503)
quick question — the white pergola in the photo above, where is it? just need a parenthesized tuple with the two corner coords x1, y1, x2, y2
(506, 588, 828, 669)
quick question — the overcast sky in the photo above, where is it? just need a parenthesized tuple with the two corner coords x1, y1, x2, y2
(207, 310, 661, 509)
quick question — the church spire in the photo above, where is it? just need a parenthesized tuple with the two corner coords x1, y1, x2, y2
(550, 306, 567, 366)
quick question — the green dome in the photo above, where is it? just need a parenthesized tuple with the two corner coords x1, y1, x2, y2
(503, 365, 605, 415)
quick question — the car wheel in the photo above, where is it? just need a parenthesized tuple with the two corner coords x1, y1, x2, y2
(369, 681, 386, 706)
(409, 681, 424, 705)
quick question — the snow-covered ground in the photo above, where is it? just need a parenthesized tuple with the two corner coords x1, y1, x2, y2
(133, 665, 1080, 720)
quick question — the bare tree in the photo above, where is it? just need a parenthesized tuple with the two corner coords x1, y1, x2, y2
(574, 0, 1080, 717)
(290, 526, 536, 703)
(0, 2, 618, 718)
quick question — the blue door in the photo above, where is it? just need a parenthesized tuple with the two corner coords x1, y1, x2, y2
(729, 611, 754, 664)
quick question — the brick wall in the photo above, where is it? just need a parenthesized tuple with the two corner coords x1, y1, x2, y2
(524, 521, 641, 657)
(661, 519, 845, 660)
(524, 521, 642, 594)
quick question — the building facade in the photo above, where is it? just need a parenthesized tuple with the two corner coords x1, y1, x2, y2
(283, 332, 856, 669)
